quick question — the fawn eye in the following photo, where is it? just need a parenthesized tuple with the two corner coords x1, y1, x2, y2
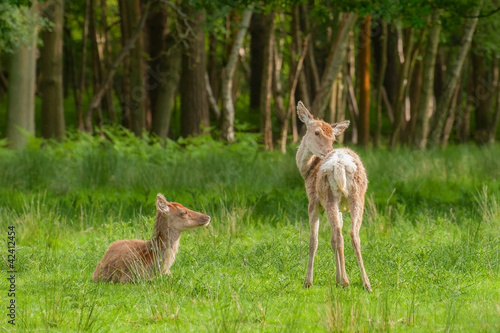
(180, 211, 187, 216)
(315, 131, 320, 136)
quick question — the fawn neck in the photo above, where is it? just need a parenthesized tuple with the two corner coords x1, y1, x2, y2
(152, 212, 181, 253)
(297, 135, 331, 179)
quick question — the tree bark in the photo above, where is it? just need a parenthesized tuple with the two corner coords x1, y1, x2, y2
(6, 2, 39, 149)
(220, 5, 253, 142)
(414, 10, 442, 149)
(119, 0, 146, 136)
(430, 0, 482, 146)
(389, 27, 416, 148)
(249, 12, 264, 110)
(260, 12, 275, 151)
(179, 4, 209, 137)
(358, 15, 371, 147)
(311, 13, 357, 118)
(291, 5, 311, 108)
(373, 20, 387, 148)
(40, 0, 66, 140)
(151, 35, 181, 141)
(146, 0, 168, 128)
(489, 58, 500, 143)
(86, 1, 150, 131)
(472, 52, 497, 144)
(74, 0, 90, 131)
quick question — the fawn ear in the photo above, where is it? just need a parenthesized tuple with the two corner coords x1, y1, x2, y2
(332, 120, 350, 136)
(297, 101, 314, 126)
(156, 194, 170, 213)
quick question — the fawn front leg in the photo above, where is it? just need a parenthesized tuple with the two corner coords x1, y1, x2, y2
(304, 202, 320, 288)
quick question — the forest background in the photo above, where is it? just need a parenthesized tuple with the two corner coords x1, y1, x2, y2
(1, 0, 499, 149)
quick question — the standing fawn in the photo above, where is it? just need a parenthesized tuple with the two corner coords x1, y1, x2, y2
(296, 101, 371, 291)
(93, 194, 211, 283)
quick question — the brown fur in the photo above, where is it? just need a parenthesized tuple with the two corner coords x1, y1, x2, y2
(296, 101, 372, 291)
(93, 194, 211, 283)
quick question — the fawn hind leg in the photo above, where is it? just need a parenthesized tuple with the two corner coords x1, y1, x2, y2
(349, 199, 372, 291)
(304, 202, 320, 288)
(326, 204, 349, 287)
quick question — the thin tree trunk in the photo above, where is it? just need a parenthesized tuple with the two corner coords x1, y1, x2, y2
(373, 20, 387, 148)
(6, 2, 39, 149)
(291, 5, 311, 108)
(220, 5, 253, 142)
(272, 12, 286, 125)
(430, 0, 482, 146)
(406, 57, 423, 143)
(260, 12, 275, 151)
(280, 34, 310, 153)
(40, 0, 66, 140)
(389, 27, 415, 148)
(441, 75, 462, 148)
(87, 0, 104, 130)
(472, 52, 497, 144)
(414, 10, 442, 149)
(358, 15, 371, 147)
(249, 12, 264, 110)
(489, 58, 500, 143)
(311, 12, 357, 118)
(74, 0, 90, 130)
(99, 0, 116, 122)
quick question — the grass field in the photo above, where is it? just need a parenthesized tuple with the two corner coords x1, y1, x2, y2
(1, 132, 499, 332)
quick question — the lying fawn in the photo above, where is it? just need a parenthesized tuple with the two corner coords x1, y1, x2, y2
(93, 193, 211, 283)
(296, 101, 371, 291)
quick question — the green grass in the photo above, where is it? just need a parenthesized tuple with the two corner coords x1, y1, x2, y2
(1, 132, 500, 332)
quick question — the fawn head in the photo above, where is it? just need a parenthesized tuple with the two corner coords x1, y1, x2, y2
(297, 101, 350, 158)
(156, 194, 211, 232)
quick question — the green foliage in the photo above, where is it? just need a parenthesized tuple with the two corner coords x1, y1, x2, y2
(1, 135, 499, 331)
(0, 2, 48, 53)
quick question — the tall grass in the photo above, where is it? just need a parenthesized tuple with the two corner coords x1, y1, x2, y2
(1, 131, 499, 331)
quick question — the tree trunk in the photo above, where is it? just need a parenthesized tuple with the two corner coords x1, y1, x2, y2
(260, 12, 275, 151)
(220, 5, 253, 142)
(489, 57, 500, 143)
(372, 19, 387, 148)
(291, 5, 311, 109)
(249, 12, 265, 110)
(406, 56, 423, 143)
(472, 52, 497, 144)
(414, 10, 442, 149)
(6, 2, 39, 149)
(180, 5, 209, 137)
(358, 15, 371, 147)
(389, 27, 416, 148)
(430, 0, 482, 146)
(74, 0, 90, 131)
(311, 13, 357, 118)
(119, 0, 146, 136)
(384, 25, 400, 109)
(441, 75, 462, 148)
(151, 35, 181, 141)
(146, 0, 168, 128)
(99, 0, 116, 123)
(40, 0, 66, 140)
(87, 0, 104, 130)
(281, 34, 310, 153)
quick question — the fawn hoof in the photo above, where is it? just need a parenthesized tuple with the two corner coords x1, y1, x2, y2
(304, 280, 313, 288)
(364, 284, 372, 292)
